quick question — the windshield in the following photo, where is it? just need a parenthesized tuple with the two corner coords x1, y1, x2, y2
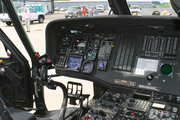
(127, 0, 176, 16)
(96, 6, 103, 8)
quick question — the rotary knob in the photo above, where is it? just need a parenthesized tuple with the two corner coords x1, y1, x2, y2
(149, 114, 157, 119)
(149, 109, 154, 114)
(147, 74, 153, 81)
(171, 113, 176, 118)
(166, 112, 170, 117)
(172, 107, 178, 113)
(160, 111, 164, 118)
(129, 98, 135, 103)
(128, 98, 135, 107)
(154, 110, 159, 116)
(177, 96, 180, 103)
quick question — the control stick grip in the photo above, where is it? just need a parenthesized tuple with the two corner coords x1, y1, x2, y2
(40, 65, 48, 86)
(39, 56, 51, 86)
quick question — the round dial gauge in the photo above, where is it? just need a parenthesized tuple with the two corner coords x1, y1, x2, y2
(91, 39, 100, 49)
(62, 36, 71, 47)
(81, 62, 94, 73)
(86, 49, 97, 61)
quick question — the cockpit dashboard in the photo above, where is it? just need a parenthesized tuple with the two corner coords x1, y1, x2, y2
(45, 15, 180, 119)
(46, 16, 180, 95)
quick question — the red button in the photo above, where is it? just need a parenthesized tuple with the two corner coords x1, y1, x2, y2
(84, 115, 90, 120)
(131, 113, 134, 116)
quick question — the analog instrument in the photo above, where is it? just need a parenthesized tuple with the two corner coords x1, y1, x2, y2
(86, 49, 97, 61)
(70, 38, 87, 54)
(97, 60, 107, 70)
(91, 39, 100, 49)
(62, 35, 71, 47)
(81, 61, 94, 73)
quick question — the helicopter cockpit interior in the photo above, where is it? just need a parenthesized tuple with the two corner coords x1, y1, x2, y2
(1, 0, 180, 120)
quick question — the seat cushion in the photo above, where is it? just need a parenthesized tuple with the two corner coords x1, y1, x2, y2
(8, 107, 36, 120)
(38, 107, 78, 120)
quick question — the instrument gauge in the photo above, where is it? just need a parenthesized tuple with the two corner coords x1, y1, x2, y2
(70, 38, 87, 55)
(97, 60, 108, 71)
(86, 49, 97, 61)
(91, 39, 100, 49)
(81, 62, 94, 74)
(62, 35, 71, 47)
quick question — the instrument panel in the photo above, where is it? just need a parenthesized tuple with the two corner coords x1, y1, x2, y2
(56, 34, 115, 73)
(46, 16, 180, 96)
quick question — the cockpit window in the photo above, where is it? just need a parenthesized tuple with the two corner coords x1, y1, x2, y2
(126, 0, 176, 16)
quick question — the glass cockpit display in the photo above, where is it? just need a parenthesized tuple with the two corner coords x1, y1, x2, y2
(67, 56, 82, 71)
